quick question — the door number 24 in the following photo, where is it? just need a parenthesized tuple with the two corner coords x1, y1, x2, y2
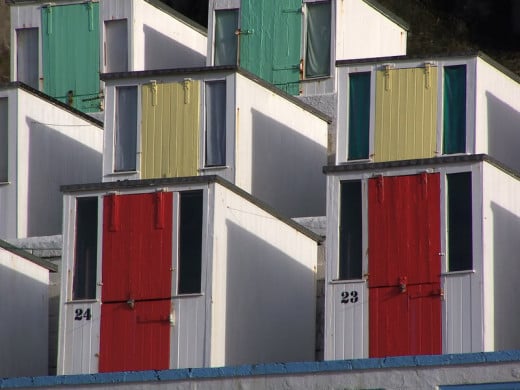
(74, 308, 92, 321)
(341, 290, 359, 304)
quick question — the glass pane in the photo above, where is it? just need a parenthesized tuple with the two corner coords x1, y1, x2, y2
(73, 197, 98, 300)
(447, 172, 473, 271)
(115, 86, 137, 171)
(178, 191, 203, 294)
(205, 80, 227, 167)
(0, 98, 7, 182)
(105, 19, 128, 73)
(339, 181, 363, 280)
(214, 9, 238, 66)
(305, 1, 331, 78)
(348, 72, 371, 160)
(16, 28, 39, 89)
(443, 65, 467, 154)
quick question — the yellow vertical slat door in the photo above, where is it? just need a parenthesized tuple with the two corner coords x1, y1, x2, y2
(374, 67, 438, 162)
(141, 81, 200, 178)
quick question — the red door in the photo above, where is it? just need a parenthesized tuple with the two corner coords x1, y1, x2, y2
(99, 192, 173, 372)
(99, 300, 171, 372)
(368, 174, 441, 357)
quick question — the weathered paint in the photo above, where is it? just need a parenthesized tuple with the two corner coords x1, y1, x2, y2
(41, 3, 101, 112)
(240, 0, 301, 95)
(141, 81, 200, 178)
(374, 67, 438, 162)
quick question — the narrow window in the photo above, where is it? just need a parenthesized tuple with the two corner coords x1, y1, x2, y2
(305, 1, 331, 78)
(0, 98, 7, 182)
(16, 28, 39, 89)
(447, 172, 472, 271)
(339, 181, 363, 280)
(114, 86, 137, 172)
(443, 65, 467, 154)
(205, 80, 227, 167)
(105, 19, 128, 73)
(214, 9, 238, 66)
(73, 197, 98, 300)
(178, 190, 203, 294)
(348, 72, 371, 160)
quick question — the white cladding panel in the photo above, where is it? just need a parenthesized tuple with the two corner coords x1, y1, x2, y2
(0, 89, 18, 239)
(475, 58, 520, 172)
(0, 247, 49, 377)
(235, 73, 327, 217)
(15, 88, 103, 238)
(211, 182, 317, 366)
(482, 162, 520, 351)
(336, 0, 406, 61)
(131, 0, 206, 71)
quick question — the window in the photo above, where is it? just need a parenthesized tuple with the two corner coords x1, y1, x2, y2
(339, 180, 363, 280)
(73, 197, 98, 300)
(305, 1, 331, 78)
(348, 72, 371, 160)
(0, 98, 7, 182)
(205, 80, 227, 167)
(16, 28, 39, 89)
(214, 9, 238, 66)
(114, 86, 137, 172)
(447, 172, 472, 271)
(443, 65, 467, 154)
(105, 19, 128, 73)
(178, 190, 203, 294)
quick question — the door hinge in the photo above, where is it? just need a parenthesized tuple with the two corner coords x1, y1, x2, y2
(183, 79, 192, 104)
(150, 80, 158, 106)
(384, 65, 392, 91)
(424, 62, 432, 89)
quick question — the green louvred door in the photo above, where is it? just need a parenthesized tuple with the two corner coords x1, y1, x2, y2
(42, 2, 100, 113)
(240, 0, 301, 95)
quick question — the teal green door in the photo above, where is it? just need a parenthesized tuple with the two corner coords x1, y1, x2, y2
(42, 3, 100, 112)
(240, 0, 301, 95)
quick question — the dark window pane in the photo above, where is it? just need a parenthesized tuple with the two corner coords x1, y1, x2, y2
(214, 9, 238, 66)
(339, 181, 363, 280)
(178, 190, 203, 294)
(73, 197, 98, 300)
(348, 72, 371, 160)
(205, 80, 227, 167)
(447, 172, 473, 271)
(115, 86, 137, 171)
(0, 98, 7, 182)
(305, 1, 331, 78)
(443, 65, 467, 154)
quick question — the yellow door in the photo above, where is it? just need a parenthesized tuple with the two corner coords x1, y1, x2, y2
(141, 81, 200, 178)
(374, 66, 437, 162)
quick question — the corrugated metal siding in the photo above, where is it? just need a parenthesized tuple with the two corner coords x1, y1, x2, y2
(99, 300, 171, 372)
(374, 67, 438, 162)
(141, 81, 200, 178)
(443, 273, 474, 353)
(41, 3, 100, 112)
(101, 192, 173, 302)
(329, 282, 366, 359)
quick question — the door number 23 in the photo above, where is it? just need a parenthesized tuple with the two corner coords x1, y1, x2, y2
(341, 291, 359, 304)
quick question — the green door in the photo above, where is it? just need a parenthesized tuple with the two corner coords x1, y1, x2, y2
(42, 3, 100, 112)
(240, 0, 301, 95)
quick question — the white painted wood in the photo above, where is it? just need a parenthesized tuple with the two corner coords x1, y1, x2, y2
(0, 246, 49, 377)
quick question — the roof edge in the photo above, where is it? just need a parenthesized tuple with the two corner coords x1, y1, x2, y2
(143, 0, 208, 36)
(361, 0, 410, 31)
(0, 82, 104, 128)
(0, 239, 58, 272)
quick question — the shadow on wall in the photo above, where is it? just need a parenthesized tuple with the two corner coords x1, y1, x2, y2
(490, 201, 520, 350)
(26, 116, 102, 237)
(251, 109, 327, 218)
(143, 25, 205, 70)
(225, 220, 316, 366)
(0, 261, 48, 377)
(486, 91, 520, 172)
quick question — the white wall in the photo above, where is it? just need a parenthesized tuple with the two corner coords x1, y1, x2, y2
(336, 0, 407, 61)
(16, 88, 103, 238)
(482, 162, 520, 351)
(211, 182, 317, 366)
(475, 58, 520, 172)
(235, 73, 328, 217)
(0, 246, 49, 377)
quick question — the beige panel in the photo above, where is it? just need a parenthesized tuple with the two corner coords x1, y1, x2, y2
(374, 67, 438, 162)
(141, 81, 200, 178)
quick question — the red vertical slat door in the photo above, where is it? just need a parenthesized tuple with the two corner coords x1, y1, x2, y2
(99, 300, 171, 372)
(101, 192, 173, 302)
(99, 192, 173, 372)
(368, 174, 441, 358)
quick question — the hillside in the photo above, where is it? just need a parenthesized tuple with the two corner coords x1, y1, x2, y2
(0, 0, 519, 81)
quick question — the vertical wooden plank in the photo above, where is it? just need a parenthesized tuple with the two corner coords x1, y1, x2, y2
(374, 67, 437, 162)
